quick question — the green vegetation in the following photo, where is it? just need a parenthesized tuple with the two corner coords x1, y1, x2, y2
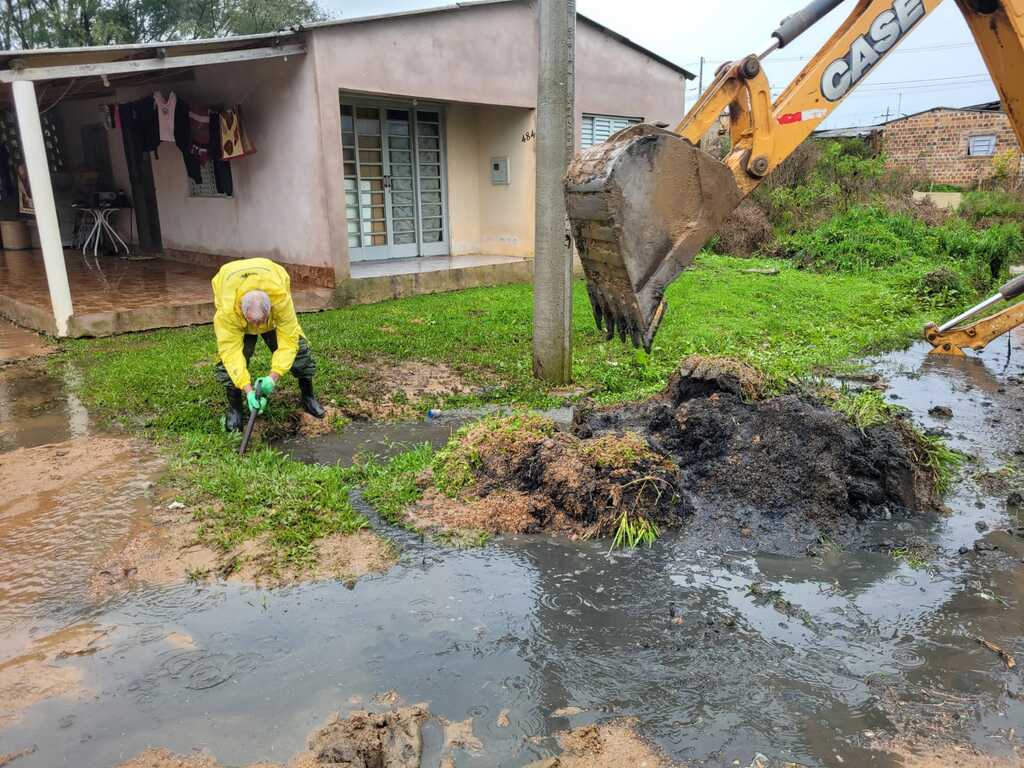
(360, 444, 433, 526)
(889, 546, 931, 571)
(432, 413, 553, 497)
(831, 388, 904, 431)
(959, 189, 1024, 223)
(611, 510, 659, 550)
(908, 429, 965, 496)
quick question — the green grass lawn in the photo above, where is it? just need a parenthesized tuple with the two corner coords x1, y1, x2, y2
(57, 253, 958, 567)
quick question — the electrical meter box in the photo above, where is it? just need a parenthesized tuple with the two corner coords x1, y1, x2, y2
(490, 156, 510, 185)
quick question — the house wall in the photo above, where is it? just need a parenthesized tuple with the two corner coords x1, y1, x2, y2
(309, 1, 688, 269)
(57, 54, 339, 286)
(882, 109, 1022, 187)
(53, 1, 688, 282)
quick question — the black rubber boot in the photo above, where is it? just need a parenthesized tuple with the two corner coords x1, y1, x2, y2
(225, 387, 245, 432)
(299, 378, 326, 419)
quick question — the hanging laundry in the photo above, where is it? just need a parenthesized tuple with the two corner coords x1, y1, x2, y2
(0, 143, 15, 201)
(208, 109, 233, 196)
(220, 106, 256, 161)
(174, 96, 202, 185)
(189, 107, 211, 164)
(153, 91, 176, 143)
(118, 97, 160, 155)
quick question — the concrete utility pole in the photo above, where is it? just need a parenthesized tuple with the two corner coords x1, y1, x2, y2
(532, 0, 575, 384)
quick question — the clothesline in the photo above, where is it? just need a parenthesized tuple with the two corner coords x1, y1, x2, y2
(114, 90, 256, 197)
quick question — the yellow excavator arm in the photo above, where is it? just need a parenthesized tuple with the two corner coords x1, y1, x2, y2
(565, 0, 1024, 351)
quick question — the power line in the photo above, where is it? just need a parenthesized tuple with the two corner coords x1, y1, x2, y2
(679, 41, 974, 69)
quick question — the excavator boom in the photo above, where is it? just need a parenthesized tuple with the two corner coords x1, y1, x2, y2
(566, 0, 1024, 350)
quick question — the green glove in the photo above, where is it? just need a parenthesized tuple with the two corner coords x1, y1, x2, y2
(246, 388, 267, 414)
(254, 376, 276, 397)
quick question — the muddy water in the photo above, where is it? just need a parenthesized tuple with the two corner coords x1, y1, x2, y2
(278, 406, 574, 466)
(1, 344, 1023, 767)
(0, 366, 164, 660)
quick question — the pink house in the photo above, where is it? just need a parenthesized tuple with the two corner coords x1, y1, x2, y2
(0, 0, 691, 336)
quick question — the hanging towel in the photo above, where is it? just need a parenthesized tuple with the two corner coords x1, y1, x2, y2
(220, 106, 256, 160)
(153, 91, 176, 143)
(174, 96, 202, 185)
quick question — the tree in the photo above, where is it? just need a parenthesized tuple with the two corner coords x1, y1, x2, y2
(0, 0, 325, 49)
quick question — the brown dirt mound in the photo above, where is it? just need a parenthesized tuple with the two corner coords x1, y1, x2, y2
(525, 720, 678, 768)
(343, 359, 481, 420)
(714, 200, 774, 257)
(579, 359, 939, 550)
(117, 705, 429, 768)
(414, 414, 682, 540)
(672, 355, 764, 400)
(406, 357, 938, 552)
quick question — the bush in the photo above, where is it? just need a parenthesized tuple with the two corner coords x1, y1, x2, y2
(959, 190, 1024, 222)
(976, 222, 1024, 278)
(776, 207, 935, 271)
(713, 200, 774, 256)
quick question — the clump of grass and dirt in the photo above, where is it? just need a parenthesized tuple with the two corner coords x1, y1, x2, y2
(362, 356, 954, 554)
(394, 411, 682, 544)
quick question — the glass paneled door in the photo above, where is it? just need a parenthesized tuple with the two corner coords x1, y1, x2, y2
(342, 101, 448, 262)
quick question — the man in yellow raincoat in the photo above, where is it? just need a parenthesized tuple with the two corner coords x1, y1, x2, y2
(211, 257, 326, 431)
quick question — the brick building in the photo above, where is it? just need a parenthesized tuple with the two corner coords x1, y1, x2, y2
(880, 102, 1022, 187)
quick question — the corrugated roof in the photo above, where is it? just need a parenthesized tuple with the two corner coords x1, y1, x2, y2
(0, 0, 694, 80)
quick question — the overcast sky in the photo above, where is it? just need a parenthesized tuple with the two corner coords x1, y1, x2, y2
(319, 0, 998, 128)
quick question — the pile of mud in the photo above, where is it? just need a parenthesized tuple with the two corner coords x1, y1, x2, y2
(411, 413, 682, 540)
(116, 709, 674, 768)
(409, 357, 940, 552)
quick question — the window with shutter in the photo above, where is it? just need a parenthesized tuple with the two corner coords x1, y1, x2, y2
(968, 135, 997, 157)
(581, 114, 643, 148)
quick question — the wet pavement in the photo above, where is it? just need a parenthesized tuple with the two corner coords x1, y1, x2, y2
(0, 320, 53, 366)
(1, 338, 1023, 767)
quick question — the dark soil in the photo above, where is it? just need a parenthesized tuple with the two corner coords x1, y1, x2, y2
(412, 357, 940, 554)
(577, 357, 939, 553)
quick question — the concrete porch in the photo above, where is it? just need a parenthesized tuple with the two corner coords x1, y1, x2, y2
(0, 250, 333, 337)
(0, 250, 533, 338)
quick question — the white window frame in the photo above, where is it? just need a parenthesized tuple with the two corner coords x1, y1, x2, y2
(581, 113, 643, 148)
(967, 134, 997, 157)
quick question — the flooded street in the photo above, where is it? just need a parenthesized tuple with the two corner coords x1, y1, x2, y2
(1, 330, 1023, 766)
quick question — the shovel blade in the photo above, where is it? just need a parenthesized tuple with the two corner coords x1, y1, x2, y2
(565, 124, 743, 350)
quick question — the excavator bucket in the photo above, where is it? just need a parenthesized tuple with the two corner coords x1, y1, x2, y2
(565, 124, 743, 350)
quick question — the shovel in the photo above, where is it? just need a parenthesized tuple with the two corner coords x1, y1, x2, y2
(238, 381, 267, 456)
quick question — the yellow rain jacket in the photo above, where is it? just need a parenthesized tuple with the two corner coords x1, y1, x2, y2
(212, 258, 303, 390)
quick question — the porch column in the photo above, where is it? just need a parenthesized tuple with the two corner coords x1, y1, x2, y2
(12, 79, 73, 336)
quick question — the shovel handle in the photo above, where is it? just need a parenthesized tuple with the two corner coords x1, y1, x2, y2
(238, 382, 262, 456)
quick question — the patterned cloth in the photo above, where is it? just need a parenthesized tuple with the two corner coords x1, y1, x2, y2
(220, 106, 257, 160)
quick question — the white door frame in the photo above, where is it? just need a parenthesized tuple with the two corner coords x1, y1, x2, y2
(341, 94, 451, 263)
